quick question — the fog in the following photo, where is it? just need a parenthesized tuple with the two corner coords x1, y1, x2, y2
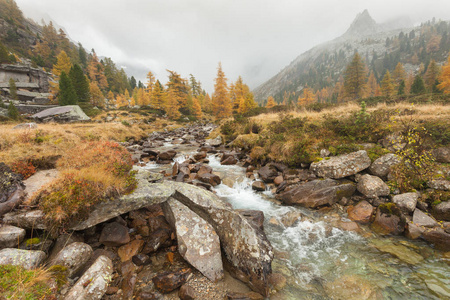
(16, 0, 450, 92)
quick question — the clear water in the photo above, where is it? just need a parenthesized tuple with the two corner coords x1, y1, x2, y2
(146, 149, 450, 299)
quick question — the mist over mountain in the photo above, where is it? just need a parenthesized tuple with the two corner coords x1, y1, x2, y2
(253, 10, 448, 104)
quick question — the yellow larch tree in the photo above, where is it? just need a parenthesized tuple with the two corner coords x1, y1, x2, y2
(266, 96, 276, 108)
(367, 72, 379, 97)
(166, 89, 181, 119)
(438, 52, 450, 94)
(192, 97, 202, 119)
(297, 86, 315, 106)
(392, 62, 407, 87)
(87, 52, 108, 90)
(203, 93, 212, 113)
(107, 90, 115, 107)
(212, 63, 232, 118)
(50, 50, 72, 99)
(151, 80, 166, 109)
(90, 82, 104, 108)
(146, 71, 155, 94)
(380, 71, 395, 97)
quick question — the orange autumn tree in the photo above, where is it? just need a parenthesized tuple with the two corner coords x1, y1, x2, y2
(87, 52, 108, 90)
(438, 53, 450, 94)
(380, 71, 395, 97)
(212, 63, 232, 118)
(50, 50, 72, 99)
(192, 97, 202, 119)
(266, 96, 276, 108)
(297, 86, 315, 106)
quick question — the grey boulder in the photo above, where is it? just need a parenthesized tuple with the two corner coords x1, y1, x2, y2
(310, 150, 371, 179)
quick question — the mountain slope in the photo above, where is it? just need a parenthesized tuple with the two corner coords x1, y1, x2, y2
(253, 10, 450, 104)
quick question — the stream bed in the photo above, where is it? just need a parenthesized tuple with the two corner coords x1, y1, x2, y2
(144, 141, 450, 300)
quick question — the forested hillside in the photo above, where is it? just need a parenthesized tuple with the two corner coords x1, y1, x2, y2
(254, 10, 450, 105)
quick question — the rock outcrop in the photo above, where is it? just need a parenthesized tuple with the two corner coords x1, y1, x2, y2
(31, 105, 90, 122)
(310, 150, 371, 179)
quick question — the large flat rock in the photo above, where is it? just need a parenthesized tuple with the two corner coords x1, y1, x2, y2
(162, 197, 223, 282)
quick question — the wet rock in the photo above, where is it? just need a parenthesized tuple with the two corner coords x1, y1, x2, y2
(356, 174, 390, 198)
(132, 253, 151, 266)
(405, 222, 424, 239)
(205, 135, 223, 147)
(172, 162, 179, 176)
(226, 291, 264, 300)
(268, 272, 287, 291)
(238, 210, 265, 232)
(392, 192, 419, 214)
(347, 200, 374, 224)
(193, 151, 207, 161)
(142, 228, 172, 254)
(162, 198, 224, 282)
(64, 255, 113, 300)
(279, 211, 303, 227)
(197, 173, 221, 186)
(0, 225, 25, 249)
(0, 248, 46, 269)
(432, 146, 450, 163)
(422, 228, 450, 251)
(2, 209, 46, 229)
(432, 201, 450, 221)
(197, 165, 213, 176)
(428, 179, 450, 191)
(179, 284, 197, 300)
(152, 268, 192, 293)
(172, 187, 273, 296)
(310, 150, 371, 179)
(324, 274, 376, 300)
(49, 242, 93, 278)
(258, 165, 278, 183)
(252, 181, 266, 191)
(368, 153, 400, 178)
(277, 179, 356, 208)
(338, 220, 360, 232)
(273, 176, 284, 186)
(118, 239, 145, 262)
(370, 239, 424, 264)
(99, 222, 130, 247)
(221, 155, 238, 165)
(371, 208, 404, 235)
(122, 271, 137, 299)
(413, 209, 438, 228)
(158, 150, 177, 161)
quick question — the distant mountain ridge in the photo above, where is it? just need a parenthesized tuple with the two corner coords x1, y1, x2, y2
(253, 10, 446, 104)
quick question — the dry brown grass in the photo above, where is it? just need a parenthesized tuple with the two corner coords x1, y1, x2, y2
(250, 102, 450, 125)
(0, 122, 155, 166)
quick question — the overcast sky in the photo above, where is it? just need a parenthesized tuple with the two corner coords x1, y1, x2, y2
(15, 0, 450, 93)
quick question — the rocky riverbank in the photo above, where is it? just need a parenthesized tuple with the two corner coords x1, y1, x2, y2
(1, 122, 449, 299)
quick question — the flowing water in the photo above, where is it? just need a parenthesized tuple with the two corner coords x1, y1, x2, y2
(146, 143, 450, 300)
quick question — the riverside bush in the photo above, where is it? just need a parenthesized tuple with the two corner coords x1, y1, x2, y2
(36, 141, 136, 232)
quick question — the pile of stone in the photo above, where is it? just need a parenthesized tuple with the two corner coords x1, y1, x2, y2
(0, 163, 275, 299)
(247, 148, 450, 251)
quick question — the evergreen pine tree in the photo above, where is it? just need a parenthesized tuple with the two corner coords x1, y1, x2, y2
(58, 71, 78, 105)
(69, 64, 90, 103)
(411, 75, 426, 94)
(8, 78, 17, 100)
(8, 102, 19, 120)
(398, 80, 406, 95)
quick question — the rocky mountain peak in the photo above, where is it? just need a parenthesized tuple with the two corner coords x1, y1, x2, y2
(342, 9, 378, 38)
